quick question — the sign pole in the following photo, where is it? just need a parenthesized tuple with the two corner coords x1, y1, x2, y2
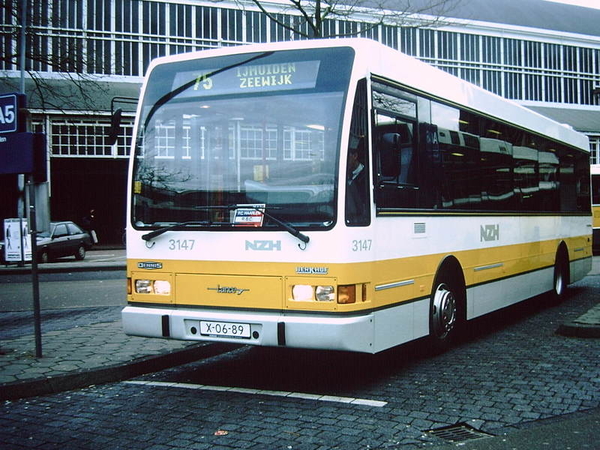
(18, 2, 42, 357)
(27, 175, 42, 357)
(19, 0, 27, 95)
(18, 0, 28, 265)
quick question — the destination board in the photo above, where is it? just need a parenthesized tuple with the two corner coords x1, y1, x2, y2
(173, 60, 321, 98)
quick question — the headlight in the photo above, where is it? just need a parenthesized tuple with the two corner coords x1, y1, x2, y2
(291, 285, 336, 302)
(135, 279, 171, 295)
(135, 279, 153, 294)
(153, 280, 171, 295)
(315, 285, 335, 302)
(292, 284, 314, 301)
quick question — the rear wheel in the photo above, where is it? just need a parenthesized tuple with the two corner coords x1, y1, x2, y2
(75, 245, 86, 260)
(551, 248, 569, 303)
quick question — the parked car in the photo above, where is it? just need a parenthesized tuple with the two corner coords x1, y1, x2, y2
(37, 221, 93, 263)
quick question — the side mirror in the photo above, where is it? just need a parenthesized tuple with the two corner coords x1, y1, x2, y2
(107, 108, 123, 146)
(380, 132, 401, 178)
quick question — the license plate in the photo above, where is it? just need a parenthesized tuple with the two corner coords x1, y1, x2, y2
(200, 321, 251, 338)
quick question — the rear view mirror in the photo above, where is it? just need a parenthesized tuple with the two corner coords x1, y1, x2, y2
(107, 96, 137, 146)
(107, 108, 123, 146)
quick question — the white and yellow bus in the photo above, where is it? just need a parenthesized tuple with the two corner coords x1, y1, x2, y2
(122, 39, 592, 354)
(592, 165, 600, 254)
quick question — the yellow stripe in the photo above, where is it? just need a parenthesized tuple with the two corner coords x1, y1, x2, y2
(593, 206, 600, 228)
(127, 235, 591, 313)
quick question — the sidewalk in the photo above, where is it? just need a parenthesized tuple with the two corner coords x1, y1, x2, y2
(0, 248, 238, 400)
(555, 255, 600, 338)
(0, 251, 598, 439)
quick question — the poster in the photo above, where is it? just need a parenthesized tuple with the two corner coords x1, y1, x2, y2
(4, 218, 32, 262)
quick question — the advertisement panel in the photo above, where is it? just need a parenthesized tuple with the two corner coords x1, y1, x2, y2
(3, 218, 32, 262)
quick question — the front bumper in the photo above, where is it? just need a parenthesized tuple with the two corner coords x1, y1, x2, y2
(122, 305, 375, 353)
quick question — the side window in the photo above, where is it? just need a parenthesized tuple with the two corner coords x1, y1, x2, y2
(480, 137, 514, 210)
(375, 112, 416, 185)
(67, 223, 84, 235)
(538, 147, 560, 211)
(592, 175, 600, 206)
(367, 83, 590, 214)
(372, 82, 418, 209)
(345, 78, 370, 226)
(558, 146, 590, 213)
(53, 224, 68, 238)
(514, 145, 539, 210)
(431, 103, 481, 209)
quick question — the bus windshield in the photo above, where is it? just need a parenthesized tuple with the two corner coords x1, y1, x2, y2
(132, 48, 354, 231)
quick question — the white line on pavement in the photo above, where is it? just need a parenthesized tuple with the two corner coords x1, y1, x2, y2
(124, 380, 387, 408)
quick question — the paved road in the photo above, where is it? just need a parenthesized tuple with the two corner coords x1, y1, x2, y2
(0, 277, 126, 311)
(1, 272, 598, 449)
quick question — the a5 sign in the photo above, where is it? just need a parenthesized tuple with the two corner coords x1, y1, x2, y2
(0, 93, 23, 134)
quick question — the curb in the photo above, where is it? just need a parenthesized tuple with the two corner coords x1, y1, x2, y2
(555, 304, 600, 339)
(0, 342, 238, 401)
(0, 263, 125, 275)
(556, 322, 600, 338)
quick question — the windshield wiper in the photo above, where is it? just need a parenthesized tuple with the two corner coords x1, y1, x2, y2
(196, 205, 310, 248)
(252, 206, 310, 247)
(142, 206, 310, 248)
(141, 221, 214, 241)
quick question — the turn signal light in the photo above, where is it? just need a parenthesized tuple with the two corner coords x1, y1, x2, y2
(338, 285, 356, 304)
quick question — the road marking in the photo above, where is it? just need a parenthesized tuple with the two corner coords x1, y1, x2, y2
(124, 380, 387, 408)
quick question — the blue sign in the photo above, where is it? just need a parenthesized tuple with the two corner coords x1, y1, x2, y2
(0, 94, 18, 134)
(0, 132, 34, 174)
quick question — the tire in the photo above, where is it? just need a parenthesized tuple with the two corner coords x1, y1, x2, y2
(40, 251, 49, 264)
(429, 268, 464, 353)
(550, 248, 569, 303)
(75, 245, 86, 260)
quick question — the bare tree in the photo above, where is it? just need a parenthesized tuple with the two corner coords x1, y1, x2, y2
(0, 0, 121, 112)
(236, 0, 463, 39)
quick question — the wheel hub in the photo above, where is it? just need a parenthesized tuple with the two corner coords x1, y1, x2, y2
(432, 283, 457, 339)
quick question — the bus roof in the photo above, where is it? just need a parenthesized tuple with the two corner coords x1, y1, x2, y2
(144, 38, 590, 152)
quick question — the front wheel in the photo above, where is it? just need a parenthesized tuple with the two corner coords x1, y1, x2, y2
(40, 251, 49, 264)
(429, 277, 462, 353)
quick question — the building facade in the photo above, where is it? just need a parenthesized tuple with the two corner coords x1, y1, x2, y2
(1, 0, 599, 244)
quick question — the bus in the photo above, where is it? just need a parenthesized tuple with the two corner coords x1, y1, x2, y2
(121, 38, 592, 354)
(592, 165, 600, 254)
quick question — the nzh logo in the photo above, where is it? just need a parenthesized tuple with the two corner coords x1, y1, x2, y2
(245, 240, 281, 251)
(480, 224, 500, 242)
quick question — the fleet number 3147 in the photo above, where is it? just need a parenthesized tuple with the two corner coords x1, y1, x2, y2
(352, 239, 372, 252)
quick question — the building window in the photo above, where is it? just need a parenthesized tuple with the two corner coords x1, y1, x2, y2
(590, 137, 600, 165)
(36, 117, 133, 158)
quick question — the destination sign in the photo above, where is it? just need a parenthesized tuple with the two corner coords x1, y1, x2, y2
(173, 60, 321, 98)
